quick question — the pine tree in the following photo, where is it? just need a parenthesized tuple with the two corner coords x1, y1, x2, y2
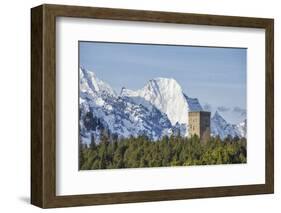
(79, 140, 85, 169)
(90, 133, 96, 150)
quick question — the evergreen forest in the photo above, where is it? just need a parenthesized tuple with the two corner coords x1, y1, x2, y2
(79, 131, 247, 170)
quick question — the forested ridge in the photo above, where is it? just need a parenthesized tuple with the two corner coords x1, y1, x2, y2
(79, 132, 247, 170)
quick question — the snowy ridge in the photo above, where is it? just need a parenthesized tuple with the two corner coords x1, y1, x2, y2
(121, 78, 189, 126)
(184, 95, 203, 112)
(234, 119, 247, 138)
(211, 111, 246, 139)
(121, 77, 203, 137)
(79, 68, 173, 144)
(80, 67, 116, 97)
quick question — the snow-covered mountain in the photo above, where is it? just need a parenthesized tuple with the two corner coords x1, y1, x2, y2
(80, 67, 117, 98)
(120, 78, 202, 136)
(211, 111, 247, 139)
(79, 67, 246, 144)
(234, 119, 247, 138)
(80, 68, 173, 144)
(120, 78, 189, 126)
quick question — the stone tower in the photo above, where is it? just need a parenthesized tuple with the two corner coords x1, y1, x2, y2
(188, 111, 211, 142)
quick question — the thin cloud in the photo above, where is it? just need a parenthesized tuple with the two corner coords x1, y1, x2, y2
(203, 103, 212, 111)
(233, 107, 246, 116)
(217, 106, 230, 112)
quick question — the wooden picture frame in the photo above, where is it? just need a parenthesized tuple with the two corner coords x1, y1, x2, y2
(31, 4, 274, 208)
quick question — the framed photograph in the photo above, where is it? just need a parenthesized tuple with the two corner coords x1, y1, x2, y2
(31, 4, 274, 208)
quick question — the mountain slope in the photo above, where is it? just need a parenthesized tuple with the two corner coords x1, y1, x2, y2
(234, 119, 247, 138)
(211, 111, 246, 139)
(80, 67, 117, 97)
(79, 68, 173, 144)
(184, 95, 203, 112)
(121, 78, 189, 125)
(120, 77, 203, 136)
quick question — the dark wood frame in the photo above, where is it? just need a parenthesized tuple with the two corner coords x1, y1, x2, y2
(31, 4, 274, 208)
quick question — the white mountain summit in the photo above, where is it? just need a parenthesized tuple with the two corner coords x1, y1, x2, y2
(120, 77, 203, 136)
(80, 67, 117, 97)
(121, 78, 188, 125)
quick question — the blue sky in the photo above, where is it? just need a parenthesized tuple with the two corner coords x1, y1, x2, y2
(79, 41, 247, 124)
